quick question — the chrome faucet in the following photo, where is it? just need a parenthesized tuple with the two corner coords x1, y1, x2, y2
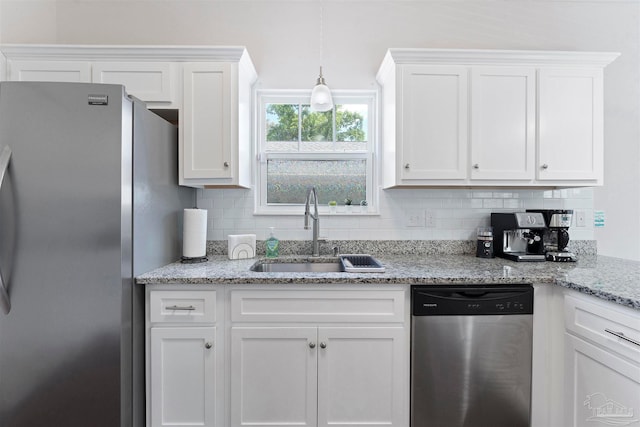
(304, 187, 320, 256)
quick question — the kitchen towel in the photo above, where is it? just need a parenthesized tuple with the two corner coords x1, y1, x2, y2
(228, 234, 256, 260)
(183, 208, 207, 259)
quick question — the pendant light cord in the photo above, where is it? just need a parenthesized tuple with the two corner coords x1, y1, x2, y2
(319, 0, 324, 70)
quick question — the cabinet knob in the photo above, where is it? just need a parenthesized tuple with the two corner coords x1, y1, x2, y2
(473, 164, 479, 169)
(404, 164, 410, 169)
(541, 164, 549, 170)
(205, 342, 213, 349)
(309, 342, 316, 349)
(319, 342, 327, 349)
(223, 161, 230, 168)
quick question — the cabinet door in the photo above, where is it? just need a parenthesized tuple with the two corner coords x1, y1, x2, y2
(182, 62, 233, 180)
(92, 62, 175, 103)
(150, 327, 217, 427)
(230, 327, 318, 427)
(399, 65, 468, 180)
(538, 68, 603, 181)
(470, 67, 535, 180)
(317, 327, 406, 427)
(565, 333, 640, 427)
(8, 60, 90, 82)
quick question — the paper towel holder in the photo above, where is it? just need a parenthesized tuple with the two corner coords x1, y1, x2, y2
(181, 206, 208, 263)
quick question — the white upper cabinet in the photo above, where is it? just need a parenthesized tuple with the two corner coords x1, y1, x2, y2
(470, 66, 536, 181)
(400, 65, 468, 181)
(377, 48, 619, 188)
(182, 63, 233, 181)
(92, 61, 176, 104)
(9, 59, 91, 82)
(538, 68, 604, 182)
(1, 45, 258, 188)
(179, 51, 256, 188)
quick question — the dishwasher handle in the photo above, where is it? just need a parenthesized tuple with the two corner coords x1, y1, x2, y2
(455, 290, 489, 298)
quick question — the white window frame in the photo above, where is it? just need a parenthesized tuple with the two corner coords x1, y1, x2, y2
(254, 90, 378, 215)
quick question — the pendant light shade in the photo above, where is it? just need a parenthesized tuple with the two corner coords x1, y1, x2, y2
(310, 66, 333, 112)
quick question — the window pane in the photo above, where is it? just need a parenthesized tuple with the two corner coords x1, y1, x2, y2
(267, 159, 367, 205)
(266, 103, 299, 142)
(301, 106, 332, 147)
(336, 104, 367, 142)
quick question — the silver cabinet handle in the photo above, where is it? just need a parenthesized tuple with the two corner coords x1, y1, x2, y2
(473, 164, 479, 169)
(0, 146, 12, 315)
(404, 164, 410, 169)
(309, 342, 316, 349)
(541, 164, 549, 169)
(205, 342, 213, 349)
(605, 329, 640, 347)
(319, 342, 327, 349)
(223, 161, 229, 167)
(166, 305, 196, 311)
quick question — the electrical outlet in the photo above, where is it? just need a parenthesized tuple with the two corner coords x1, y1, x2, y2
(425, 210, 436, 228)
(575, 210, 586, 227)
(406, 210, 425, 227)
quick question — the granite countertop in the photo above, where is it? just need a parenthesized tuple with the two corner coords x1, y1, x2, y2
(136, 254, 640, 310)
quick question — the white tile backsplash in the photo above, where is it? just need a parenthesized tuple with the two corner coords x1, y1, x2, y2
(198, 187, 595, 241)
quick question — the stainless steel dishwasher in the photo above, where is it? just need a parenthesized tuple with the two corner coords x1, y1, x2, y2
(411, 284, 534, 427)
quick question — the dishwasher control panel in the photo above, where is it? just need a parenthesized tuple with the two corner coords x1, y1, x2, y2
(411, 284, 534, 316)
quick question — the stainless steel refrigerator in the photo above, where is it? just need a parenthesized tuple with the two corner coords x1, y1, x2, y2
(0, 82, 195, 427)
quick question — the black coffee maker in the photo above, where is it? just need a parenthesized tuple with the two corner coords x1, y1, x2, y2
(527, 209, 577, 262)
(491, 212, 546, 262)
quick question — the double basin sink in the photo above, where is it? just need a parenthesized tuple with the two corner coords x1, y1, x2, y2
(250, 255, 385, 273)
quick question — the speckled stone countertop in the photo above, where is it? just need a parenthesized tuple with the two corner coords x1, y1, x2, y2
(136, 254, 640, 310)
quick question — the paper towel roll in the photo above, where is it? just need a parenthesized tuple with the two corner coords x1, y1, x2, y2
(183, 208, 207, 258)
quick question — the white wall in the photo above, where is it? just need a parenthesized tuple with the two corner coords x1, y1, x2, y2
(1, 0, 638, 259)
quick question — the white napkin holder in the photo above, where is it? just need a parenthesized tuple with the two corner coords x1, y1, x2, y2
(228, 234, 256, 260)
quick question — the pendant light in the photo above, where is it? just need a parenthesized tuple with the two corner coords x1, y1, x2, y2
(310, 0, 333, 112)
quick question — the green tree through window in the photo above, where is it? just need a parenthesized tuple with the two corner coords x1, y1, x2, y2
(266, 104, 366, 142)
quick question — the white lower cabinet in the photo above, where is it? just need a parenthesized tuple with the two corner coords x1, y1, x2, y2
(150, 327, 217, 427)
(147, 289, 221, 427)
(146, 286, 407, 427)
(229, 287, 407, 427)
(317, 327, 405, 427)
(564, 333, 640, 427)
(563, 291, 640, 427)
(230, 327, 318, 427)
(230, 326, 405, 427)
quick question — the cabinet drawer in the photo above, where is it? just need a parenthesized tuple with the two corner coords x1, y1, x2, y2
(230, 289, 405, 323)
(150, 290, 217, 324)
(565, 294, 640, 362)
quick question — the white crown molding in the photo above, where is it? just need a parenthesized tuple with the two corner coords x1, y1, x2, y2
(381, 48, 621, 68)
(0, 44, 250, 63)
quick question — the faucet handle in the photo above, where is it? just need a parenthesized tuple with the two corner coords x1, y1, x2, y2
(332, 246, 340, 256)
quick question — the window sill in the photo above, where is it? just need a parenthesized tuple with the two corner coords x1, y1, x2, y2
(253, 208, 379, 216)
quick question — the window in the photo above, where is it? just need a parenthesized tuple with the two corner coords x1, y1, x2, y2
(256, 91, 376, 214)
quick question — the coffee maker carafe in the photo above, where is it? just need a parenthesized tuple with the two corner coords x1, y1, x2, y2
(491, 212, 546, 262)
(527, 209, 577, 262)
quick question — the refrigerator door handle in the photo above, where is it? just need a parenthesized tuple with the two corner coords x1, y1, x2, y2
(0, 145, 12, 314)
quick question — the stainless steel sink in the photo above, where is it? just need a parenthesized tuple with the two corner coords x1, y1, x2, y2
(250, 261, 343, 273)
